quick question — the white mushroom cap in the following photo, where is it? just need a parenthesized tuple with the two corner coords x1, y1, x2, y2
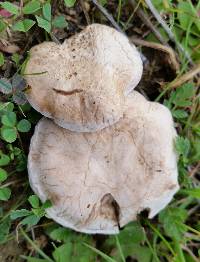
(24, 24, 143, 132)
(28, 91, 179, 234)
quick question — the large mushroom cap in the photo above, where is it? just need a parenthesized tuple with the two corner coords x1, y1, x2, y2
(28, 91, 179, 234)
(24, 24, 143, 132)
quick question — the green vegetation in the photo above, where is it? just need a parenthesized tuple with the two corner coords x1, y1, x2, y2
(0, 0, 199, 261)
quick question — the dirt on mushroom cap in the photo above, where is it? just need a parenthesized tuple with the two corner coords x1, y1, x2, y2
(24, 24, 143, 133)
(28, 91, 179, 234)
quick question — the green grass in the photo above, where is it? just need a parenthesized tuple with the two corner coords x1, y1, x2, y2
(0, 0, 200, 261)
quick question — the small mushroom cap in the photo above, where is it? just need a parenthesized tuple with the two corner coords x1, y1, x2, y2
(28, 91, 179, 234)
(24, 24, 143, 132)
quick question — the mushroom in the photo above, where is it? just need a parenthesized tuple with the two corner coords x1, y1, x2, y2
(24, 24, 143, 132)
(28, 91, 179, 234)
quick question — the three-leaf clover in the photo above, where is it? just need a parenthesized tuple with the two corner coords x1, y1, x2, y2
(1, 110, 31, 143)
(0, 75, 27, 105)
(36, 3, 68, 33)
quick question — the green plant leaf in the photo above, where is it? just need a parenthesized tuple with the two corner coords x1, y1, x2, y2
(1, 127, 17, 143)
(0, 168, 8, 182)
(28, 195, 40, 208)
(0, 217, 11, 243)
(52, 16, 68, 28)
(0, 52, 4, 67)
(100, 0, 107, 6)
(21, 214, 40, 226)
(17, 119, 31, 132)
(0, 20, 7, 32)
(49, 227, 70, 242)
(180, 188, 200, 198)
(177, 2, 199, 30)
(42, 3, 51, 21)
(190, 138, 200, 162)
(16, 153, 27, 172)
(0, 153, 10, 166)
(83, 243, 116, 262)
(159, 207, 188, 240)
(0, 187, 11, 201)
(0, 102, 14, 112)
(114, 243, 152, 262)
(170, 83, 195, 107)
(23, 0, 41, 14)
(64, 0, 76, 8)
(19, 103, 31, 113)
(0, 78, 12, 94)
(175, 136, 190, 158)
(119, 222, 145, 243)
(172, 109, 188, 119)
(41, 201, 51, 211)
(106, 222, 145, 248)
(105, 222, 146, 260)
(13, 147, 21, 156)
(11, 53, 20, 66)
(1, 112, 16, 127)
(32, 207, 45, 217)
(35, 16, 51, 33)
(52, 243, 73, 262)
(0, 2, 19, 15)
(10, 209, 32, 219)
(73, 238, 96, 261)
(188, 35, 199, 46)
(13, 19, 36, 32)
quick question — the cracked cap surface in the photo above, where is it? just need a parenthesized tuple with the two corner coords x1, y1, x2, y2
(24, 23, 143, 132)
(28, 91, 179, 234)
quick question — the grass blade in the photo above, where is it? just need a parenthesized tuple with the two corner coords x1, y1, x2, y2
(83, 242, 116, 262)
(115, 235, 126, 262)
(20, 227, 54, 262)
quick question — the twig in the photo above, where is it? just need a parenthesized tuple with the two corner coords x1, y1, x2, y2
(33, 221, 54, 229)
(91, 0, 123, 33)
(17, 131, 24, 151)
(168, 64, 200, 89)
(181, 245, 199, 262)
(189, 162, 200, 177)
(188, 204, 200, 216)
(156, 64, 200, 100)
(52, 0, 59, 15)
(50, 33, 61, 44)
(19, 0, 23, 15)
(124, 0, 142, 30)
(20, 0, 23, 8)
(80, 0, 91, 25)
(129, 0, 167, 45)
(31, 227, 36, 242)
(0, 179, 24, 188)
(130, 37, 180, 72)
(187, 241, 200, 248)
(20, 227, 54, 262)
(144, 0, 194, 66)
(0, 40, 20, 54)
(117, 0, 122, 24)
